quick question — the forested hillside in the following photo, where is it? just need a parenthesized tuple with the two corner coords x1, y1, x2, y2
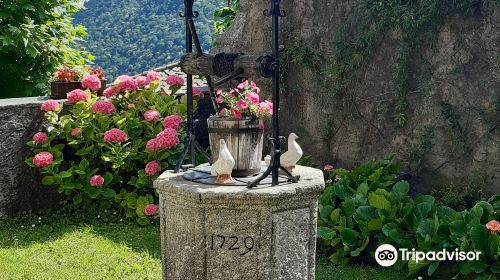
(74, 0, 221, 79)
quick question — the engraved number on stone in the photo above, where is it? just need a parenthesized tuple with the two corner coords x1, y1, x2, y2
(228, 236, 240, 250)
(210, 235, 254, 255)
(240, 236, 254, 256)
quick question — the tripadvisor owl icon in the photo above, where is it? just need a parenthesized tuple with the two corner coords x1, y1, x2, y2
(375, 244, 398, 267)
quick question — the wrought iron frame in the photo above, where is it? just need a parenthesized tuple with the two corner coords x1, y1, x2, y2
(177, 0, 299, 188)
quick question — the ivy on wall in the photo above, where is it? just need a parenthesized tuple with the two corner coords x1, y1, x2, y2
(281, 0, 499, 128)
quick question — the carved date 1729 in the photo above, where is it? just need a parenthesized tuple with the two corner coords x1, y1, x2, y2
(209, 234, 254, 256)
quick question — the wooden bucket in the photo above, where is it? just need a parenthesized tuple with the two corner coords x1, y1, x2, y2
(207, 117, 264, 177)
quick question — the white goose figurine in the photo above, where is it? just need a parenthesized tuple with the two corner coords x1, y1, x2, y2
(211, 139, 236, 184)
(280, 133, 303, 173)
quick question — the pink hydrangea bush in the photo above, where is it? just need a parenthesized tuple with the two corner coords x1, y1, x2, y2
(103, 128, 128, 143)
(81, 75, 102, 91)
(163, 115, 183, 130)
(216, 80, 273, 121)
(91, 101, 116, 115)
(41, 100, 61, 112)
(32, 152, 54, 168)
(144, 204, 159, 216)
(28, 72, 187, 225)
(90, 175, 105, 187)
(145, 161, 161, 176)
(144, 110, 161, 122)
(67, 89, 90, 103)
(33, 132, 49, 144)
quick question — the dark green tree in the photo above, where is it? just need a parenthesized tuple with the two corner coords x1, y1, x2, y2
(73, 0, 221, 80)
(0, 0, 91, 98)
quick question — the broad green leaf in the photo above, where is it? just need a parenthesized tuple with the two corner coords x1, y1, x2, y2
(427, 262, 439, 276)
(317, 227, 335, 240)
(102, 188, 116, 199)
(340, 228, 359, 246)
(368, 218, 383, 231)
(368, 193, 391, 210)
(42, 176, 55, 185)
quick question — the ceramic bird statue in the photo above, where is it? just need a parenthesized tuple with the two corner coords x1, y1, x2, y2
(264, 155, 271, 166)
(211, 139, 236, 184)
(280, 133, 303, 174)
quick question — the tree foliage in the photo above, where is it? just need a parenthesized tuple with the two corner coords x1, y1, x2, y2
(73, 0, 220, 80)
(0, 0, 91, 98)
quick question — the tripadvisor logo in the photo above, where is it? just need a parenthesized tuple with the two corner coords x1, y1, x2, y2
(375, 244, 482, 267)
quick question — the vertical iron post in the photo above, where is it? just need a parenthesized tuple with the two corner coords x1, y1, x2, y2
(183, 0, 196, 165)
(270, 0, 282, 185)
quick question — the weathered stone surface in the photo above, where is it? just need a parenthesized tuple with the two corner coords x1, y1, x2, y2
(154, 165, 324, 280)
(0, 97, 60, 216)
(214, 1, 500, 195)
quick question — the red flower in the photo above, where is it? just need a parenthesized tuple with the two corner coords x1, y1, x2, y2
(144, 204, 159, 216)
(33, 152, 53, 168)
(33, 132, 49, 143)
(486, 220, 500, 233)
(90, 175, 104, 187)
(323, 165, 334, 171)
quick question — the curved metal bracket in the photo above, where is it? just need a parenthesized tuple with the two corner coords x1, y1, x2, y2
(181, 0, 199, 18)
(257, 55, 276, 78)
(264, 0, 285, 17)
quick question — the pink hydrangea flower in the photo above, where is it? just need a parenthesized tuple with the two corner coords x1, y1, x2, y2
(258, 100, 273, 116)
(193, 87, 203, 97)
(236, 99, 248, 109)
(163, 115, 183, 130)
(32, 152, 53, 168)
(116, 75, 138, 92)
(67, 89, 90, 103)
(146, 128, 179, 151)
(165, 75, 185, 86)
(41, 99, 61, 112)
(145, 161, 161, 176)
(486, 220, 500, 232)
(103, 86, 118, 98)
(246, 92, 260, 104)
(90, 175, 104, 187)
(81, 75, 102, 91)
(71, 127, 83, 137)
(91, 101, 116, 115)
(231, 109, 242, 119)
(146, 70, 161, 81)
(144, 110, 161, 122)
(136, 76, 150, 87)
(33, 132, 49, 143)
(103, 128, 128, 143)
(144, 204, 159, 216)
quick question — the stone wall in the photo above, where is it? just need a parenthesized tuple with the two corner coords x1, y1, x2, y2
(215, 0, 500, 194)
(0, 97, 60, 216)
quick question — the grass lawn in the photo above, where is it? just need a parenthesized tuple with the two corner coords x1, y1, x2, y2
(0, 212, 403, 280)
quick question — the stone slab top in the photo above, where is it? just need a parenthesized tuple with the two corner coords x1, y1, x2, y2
(0, 96, 53, 109)
(154, 164, 325, 204)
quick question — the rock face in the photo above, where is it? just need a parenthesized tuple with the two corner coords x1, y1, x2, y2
(154, 165, 324, 280)
(214, 0, 500, 194)
(0, 97, 60, 216)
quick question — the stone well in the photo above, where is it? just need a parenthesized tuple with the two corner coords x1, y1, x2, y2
(154, 165, 325, 280)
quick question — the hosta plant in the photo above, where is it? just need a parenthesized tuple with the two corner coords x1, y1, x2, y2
(27, 72, 192, 225)
(318, 156, 500, 278)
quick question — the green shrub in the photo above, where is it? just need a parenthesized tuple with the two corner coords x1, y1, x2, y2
(0, 0, 92, 97)
(26, 73, 192, 225)
(318, 157, 500, 278)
